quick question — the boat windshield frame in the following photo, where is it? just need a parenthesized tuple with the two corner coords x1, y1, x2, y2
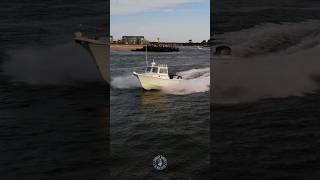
(145, 66, 158, 73)
(144, 65, 168, 75)
(159, 67, 168, 74)
(146, 67, 152, 72)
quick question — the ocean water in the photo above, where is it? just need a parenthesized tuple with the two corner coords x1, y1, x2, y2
(110, 47, 210, 179)
(0, 1, 109, 179)
(212, 0, 320, 179)
(2, 0, 320, 179)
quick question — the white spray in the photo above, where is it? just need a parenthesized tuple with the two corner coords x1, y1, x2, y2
(213, 20, 320, 103)
(111, 67, 210, 95)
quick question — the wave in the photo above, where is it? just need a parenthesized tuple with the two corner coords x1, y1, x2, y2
(111, 74, 141, 89)
(218, 20, 320, 57)
(3, 43, 102, 84)
(163, 68, 210, 95)
(214, 20, 320, 103)
(111, 68, 210, 95)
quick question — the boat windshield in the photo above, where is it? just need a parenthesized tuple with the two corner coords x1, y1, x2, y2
(159, 68, 168, 74)
(145, 67, 158, 73)
(146, 67, 152, 72)
(152, 67, 158, 73)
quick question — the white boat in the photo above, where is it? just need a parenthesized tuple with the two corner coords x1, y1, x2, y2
(133, 46, 182, 90)
(133, 61, 183, 90)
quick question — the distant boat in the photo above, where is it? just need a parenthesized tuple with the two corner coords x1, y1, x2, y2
(215, 45, 231, 55)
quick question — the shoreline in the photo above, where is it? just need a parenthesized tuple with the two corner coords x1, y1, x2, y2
(110, 43, 207, 52)
(110, 44, 144, 52)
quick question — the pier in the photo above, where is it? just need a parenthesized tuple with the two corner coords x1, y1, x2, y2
(148, 42, 208, 47)
(132, 44, 179, 52)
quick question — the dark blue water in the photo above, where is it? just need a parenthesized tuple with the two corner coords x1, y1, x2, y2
(212, 0, 320, 179)
(0, 1, 109, 179)
(110, 47, 210, 179)
(2, 0, 320, 179)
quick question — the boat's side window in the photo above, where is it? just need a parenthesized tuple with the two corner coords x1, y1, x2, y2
(159, 68, 168, 74)
(152, 67, 158, 73)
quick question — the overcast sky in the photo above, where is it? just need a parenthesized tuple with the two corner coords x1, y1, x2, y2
(110, 0, 210, 43)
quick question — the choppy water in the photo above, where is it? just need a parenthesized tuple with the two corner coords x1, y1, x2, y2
(212, 0, 320, 179)
(2, 0, 320, 179)
(0, 1, 109, 179)
(110, 47, 210, 179)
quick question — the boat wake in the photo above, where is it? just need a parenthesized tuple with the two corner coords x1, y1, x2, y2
(214, 20, 320, 103)
(111, 74, 141, 89)
(163, 68, 210, 95)
(3, 43, 101, 84)
(111, 67, 210, 95)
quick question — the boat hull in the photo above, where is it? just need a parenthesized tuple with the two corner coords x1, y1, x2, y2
(74, 32, 109, 82)
(134, 73, 181, 90)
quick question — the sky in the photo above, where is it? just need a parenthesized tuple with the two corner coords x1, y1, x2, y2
(110, 0, 210, 43)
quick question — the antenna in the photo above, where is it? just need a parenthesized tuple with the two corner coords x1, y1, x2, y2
(145, 43, 148, 66)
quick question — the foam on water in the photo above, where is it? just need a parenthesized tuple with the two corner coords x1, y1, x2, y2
(214, 20, 320, 103)
(111, 67, 210, 95)
(111, 74, 141, 89)
(162, 68, 210, 95)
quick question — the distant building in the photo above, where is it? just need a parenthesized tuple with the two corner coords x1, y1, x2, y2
(189, 39, 193, 43)
(109, 35, 113, 43)
(122, 36, 145, 44)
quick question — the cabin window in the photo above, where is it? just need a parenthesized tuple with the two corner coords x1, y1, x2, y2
(152, 67, 158, 73)
(159, 68, 168, 74)
(146, 67, 152, 72)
